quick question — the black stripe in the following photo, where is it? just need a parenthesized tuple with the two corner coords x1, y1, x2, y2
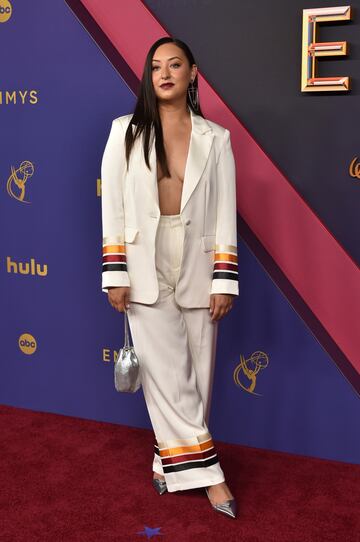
(102, 263, 127, 272)
(154, 445, 160, 456)
(212, 272, 238, 280)
(162, 454, 219, 473)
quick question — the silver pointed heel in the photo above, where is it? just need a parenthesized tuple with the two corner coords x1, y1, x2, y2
(205, 487, 237, 519)
(152, 476, 168, 495)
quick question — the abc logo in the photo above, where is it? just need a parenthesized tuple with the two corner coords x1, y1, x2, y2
(0, 1, 12, 23)
(19, 333, 37, 355)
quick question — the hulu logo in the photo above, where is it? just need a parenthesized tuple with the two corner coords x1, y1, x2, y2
(6, 257, 47, 276)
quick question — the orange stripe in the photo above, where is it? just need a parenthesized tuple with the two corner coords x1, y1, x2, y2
(102, 244, 126, 253)
(159, 439, 214, 457)
(214, 253, 238, 263)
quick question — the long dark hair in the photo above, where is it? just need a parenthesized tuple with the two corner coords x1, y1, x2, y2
(124, 37, 204, 177)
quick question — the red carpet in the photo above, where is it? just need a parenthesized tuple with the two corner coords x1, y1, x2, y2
(0, 404, 358, 542)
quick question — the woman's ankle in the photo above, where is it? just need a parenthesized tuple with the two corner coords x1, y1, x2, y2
(207, 482, 234, 502)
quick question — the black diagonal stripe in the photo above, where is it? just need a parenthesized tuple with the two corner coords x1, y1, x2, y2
(162, 454, 219, 473)
(154, 445, 160, 456)
(212, 272, 238, 281)
(102, 263, 127, 272)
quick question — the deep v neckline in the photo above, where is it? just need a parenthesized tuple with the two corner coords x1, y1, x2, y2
(157, 109, 193, 185)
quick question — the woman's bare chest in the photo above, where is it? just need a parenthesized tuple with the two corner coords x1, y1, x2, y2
(157, 126, 191, 186)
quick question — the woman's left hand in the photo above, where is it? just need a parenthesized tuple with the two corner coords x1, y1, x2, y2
(209, 293, 235, 322)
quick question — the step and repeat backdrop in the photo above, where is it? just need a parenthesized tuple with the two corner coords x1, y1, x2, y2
(1, 0, 359, 464)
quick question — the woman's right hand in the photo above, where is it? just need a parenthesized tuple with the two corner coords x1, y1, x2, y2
(107, 287, 131, 312)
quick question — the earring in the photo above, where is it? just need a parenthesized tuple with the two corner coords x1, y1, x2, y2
(187, 79, 199, 112)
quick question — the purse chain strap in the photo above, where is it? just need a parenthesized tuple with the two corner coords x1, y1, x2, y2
(124, 308, 131, 348)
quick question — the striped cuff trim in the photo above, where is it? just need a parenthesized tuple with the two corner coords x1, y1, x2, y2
(102, 243, 127, 272)
(213, 248, 238, 281)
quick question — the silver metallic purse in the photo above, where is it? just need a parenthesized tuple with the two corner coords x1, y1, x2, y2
(114, 308, 141, 393)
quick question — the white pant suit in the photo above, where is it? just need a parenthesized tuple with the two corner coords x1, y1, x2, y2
(100, 109, 239, 492)
(126, 213, 226, 492)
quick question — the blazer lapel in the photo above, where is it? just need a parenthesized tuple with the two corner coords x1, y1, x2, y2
(133, 107, 214, 215)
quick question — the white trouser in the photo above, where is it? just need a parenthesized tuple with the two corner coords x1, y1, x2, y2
(126, 213, 225, 492)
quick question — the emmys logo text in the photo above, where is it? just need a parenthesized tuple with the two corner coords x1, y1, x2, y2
(0, 90, 38, 105)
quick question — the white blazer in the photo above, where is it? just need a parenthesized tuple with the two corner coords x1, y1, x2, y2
(101, 107, 239, 308)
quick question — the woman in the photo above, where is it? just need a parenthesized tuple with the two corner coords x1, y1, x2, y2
(101, 37, 239, 519)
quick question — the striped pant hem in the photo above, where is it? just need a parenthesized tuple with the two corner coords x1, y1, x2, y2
(153, 431, 225, 491)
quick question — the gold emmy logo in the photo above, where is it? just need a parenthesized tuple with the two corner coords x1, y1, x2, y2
(349, 157, 360, 179)
(0, 0, 12, 23)
(6, 257, 47, 276)
(233, 351, 269, 396)
(6, 161, 35, 203)
(19, 333, 37, 355)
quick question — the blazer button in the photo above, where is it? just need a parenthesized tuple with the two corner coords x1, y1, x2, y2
(185, 219, 191, 225)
